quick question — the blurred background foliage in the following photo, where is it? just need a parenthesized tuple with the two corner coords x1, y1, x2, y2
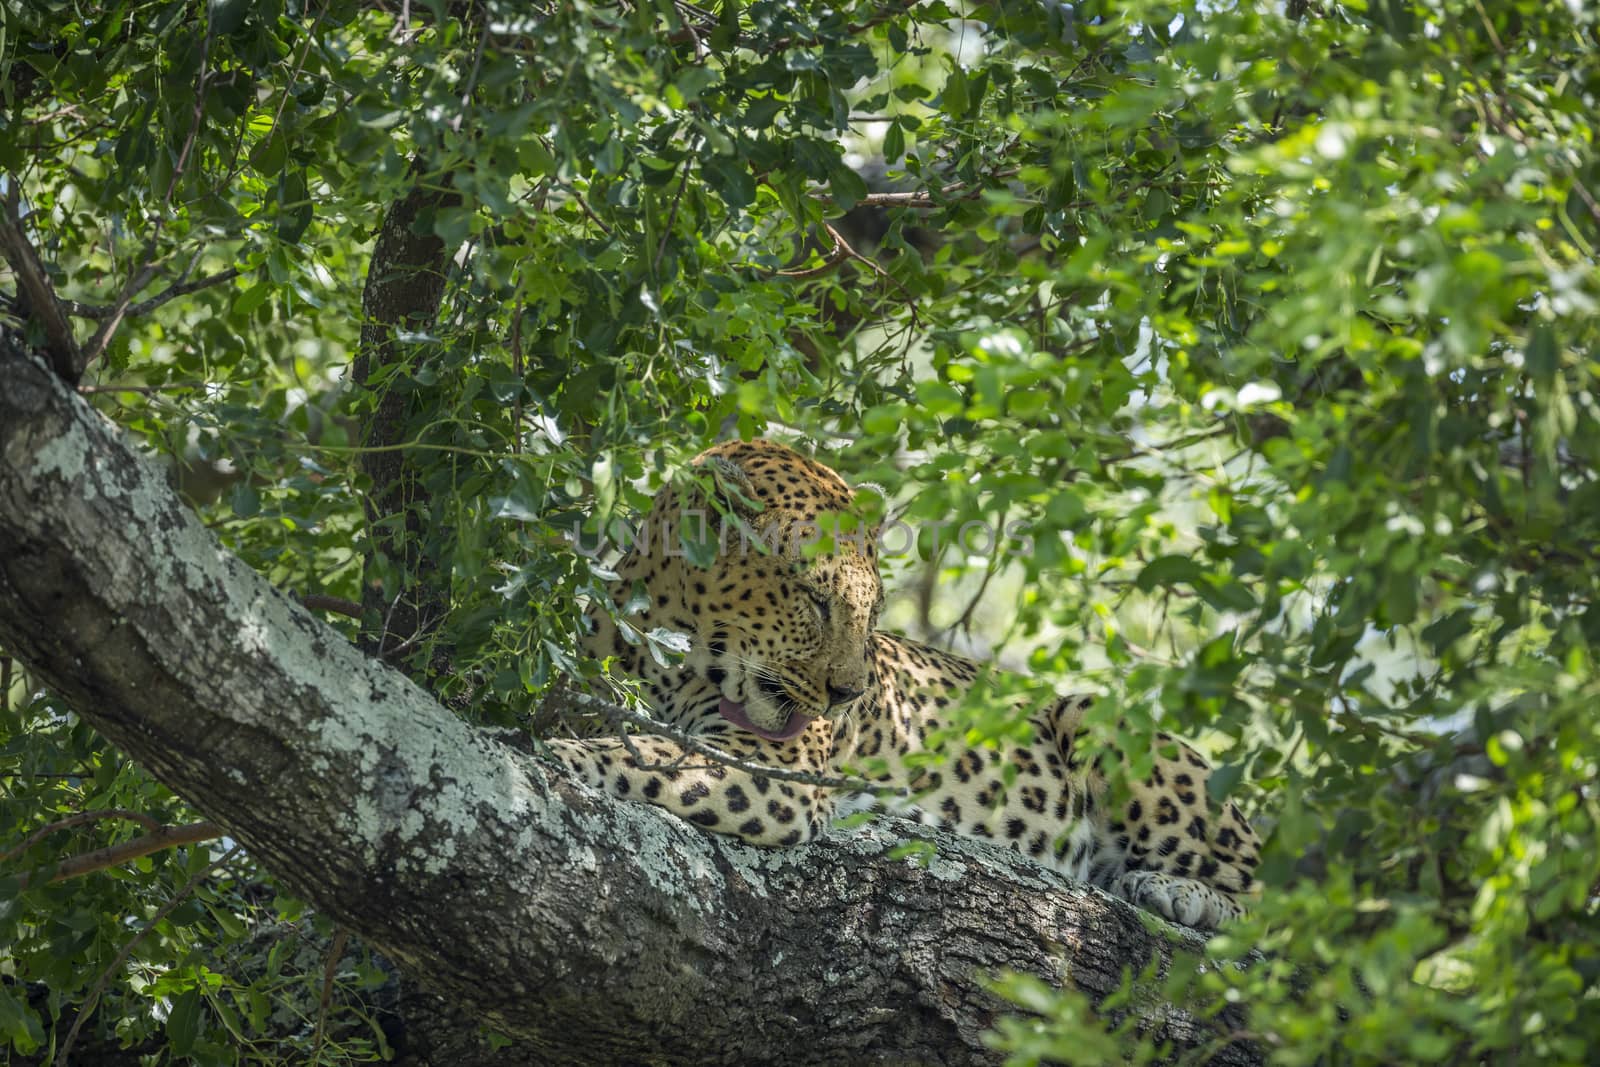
(2, 0, 1599, 1062)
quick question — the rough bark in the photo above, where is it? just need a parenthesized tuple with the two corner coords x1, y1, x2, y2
(349, 172, 460, 668)
(0, 337, 1258, 1065)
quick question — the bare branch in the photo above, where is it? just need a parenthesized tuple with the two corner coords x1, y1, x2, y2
(15, 820, 225, 890)
(774, 223, 925, 327)
(299, 593, 365, 619)
(310, 928, 352, 1064)
(62, 266, 242, 321)
(1, 808, 164, 861)
(0, 186, 83, 381)
(816, 169, 1022, 209)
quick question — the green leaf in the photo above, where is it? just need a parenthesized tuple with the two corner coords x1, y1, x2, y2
(1205, 759, 1244, 802)
(1135, 554, 1206, 592)
(166, 988, 203, 1057)
(704, 156, 756, 208)
(230, 484, 260, 518)
(711, 0, 740, 49)
(209, 0, 251, 35)
(0, 984, 44, 1053)
(275, 168, 312, 244)
(827, 159, 868, 211)
(943, 64, 969, 117)
(883, 119, 905, 162)
(232, 280, 270, 317)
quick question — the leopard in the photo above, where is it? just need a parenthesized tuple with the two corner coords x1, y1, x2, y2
(544, 439, 1260, 929)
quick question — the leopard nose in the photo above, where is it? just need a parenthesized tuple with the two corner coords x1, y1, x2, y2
(826, 683, 865, 708)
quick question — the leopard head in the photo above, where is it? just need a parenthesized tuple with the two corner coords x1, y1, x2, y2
(632, 439, 884, 740)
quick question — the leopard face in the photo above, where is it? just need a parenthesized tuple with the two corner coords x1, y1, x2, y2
(606, 439, 885, 740)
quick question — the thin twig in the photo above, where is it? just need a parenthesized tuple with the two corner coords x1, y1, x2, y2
(309, 928, 351, 1064)
(54, 844, 243, 1067)
(76, 380, 204, 395)
(375, 589, 406, 658)
(531, 136, 616, 238)
(214, 4, 329, 194)
(568, 185, 615, 239)
(61, 266, 241, 320)
(449, 21, 491, 133)
(938, 515, 1004, 645)
(378, 609, 445, 659)
(509, 301, 524, 455)
(0, 808, 164, 862)
(816, 169, 1020, 209)
(818, 222, 924, 328)
(775, 225, 852, 279)
(653, 145, 697, 274)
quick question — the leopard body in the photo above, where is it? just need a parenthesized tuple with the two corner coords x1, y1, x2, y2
(545, 439, 1260, 928)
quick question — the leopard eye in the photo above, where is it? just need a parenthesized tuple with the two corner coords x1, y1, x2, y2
(807, 588, 832, 622)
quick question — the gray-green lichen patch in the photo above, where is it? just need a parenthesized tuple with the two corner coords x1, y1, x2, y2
(546, 769, 730, 911)
(26, 424, 90, 488)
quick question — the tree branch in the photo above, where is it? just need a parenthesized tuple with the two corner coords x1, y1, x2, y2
(0, 186, 83, 381)
(61, 266, 242, 321)
(0, 338, 1259, 1065)
(350, 169, 461, 671)
(299, 593, 365, 619)
(14, 820, 224, 889)
(1, 808, 163, 860)
(815, 170, 1021, 209)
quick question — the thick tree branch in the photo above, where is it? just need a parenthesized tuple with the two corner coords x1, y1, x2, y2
(0, 338, 1258, 1065)
(350, 171, 461, 669)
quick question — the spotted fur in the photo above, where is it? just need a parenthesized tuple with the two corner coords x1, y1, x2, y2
(545, 440, 1261, 928)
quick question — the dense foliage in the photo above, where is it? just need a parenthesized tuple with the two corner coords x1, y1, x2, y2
(3, 0, 1599, 1061)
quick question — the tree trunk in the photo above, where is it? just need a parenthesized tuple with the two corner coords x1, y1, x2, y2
(0, 337, 1258, 1065)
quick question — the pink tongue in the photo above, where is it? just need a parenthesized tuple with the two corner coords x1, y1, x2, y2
(718, 697, 814, 742)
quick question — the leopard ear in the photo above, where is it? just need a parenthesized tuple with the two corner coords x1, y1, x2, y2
(690, 454, 764, 517)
